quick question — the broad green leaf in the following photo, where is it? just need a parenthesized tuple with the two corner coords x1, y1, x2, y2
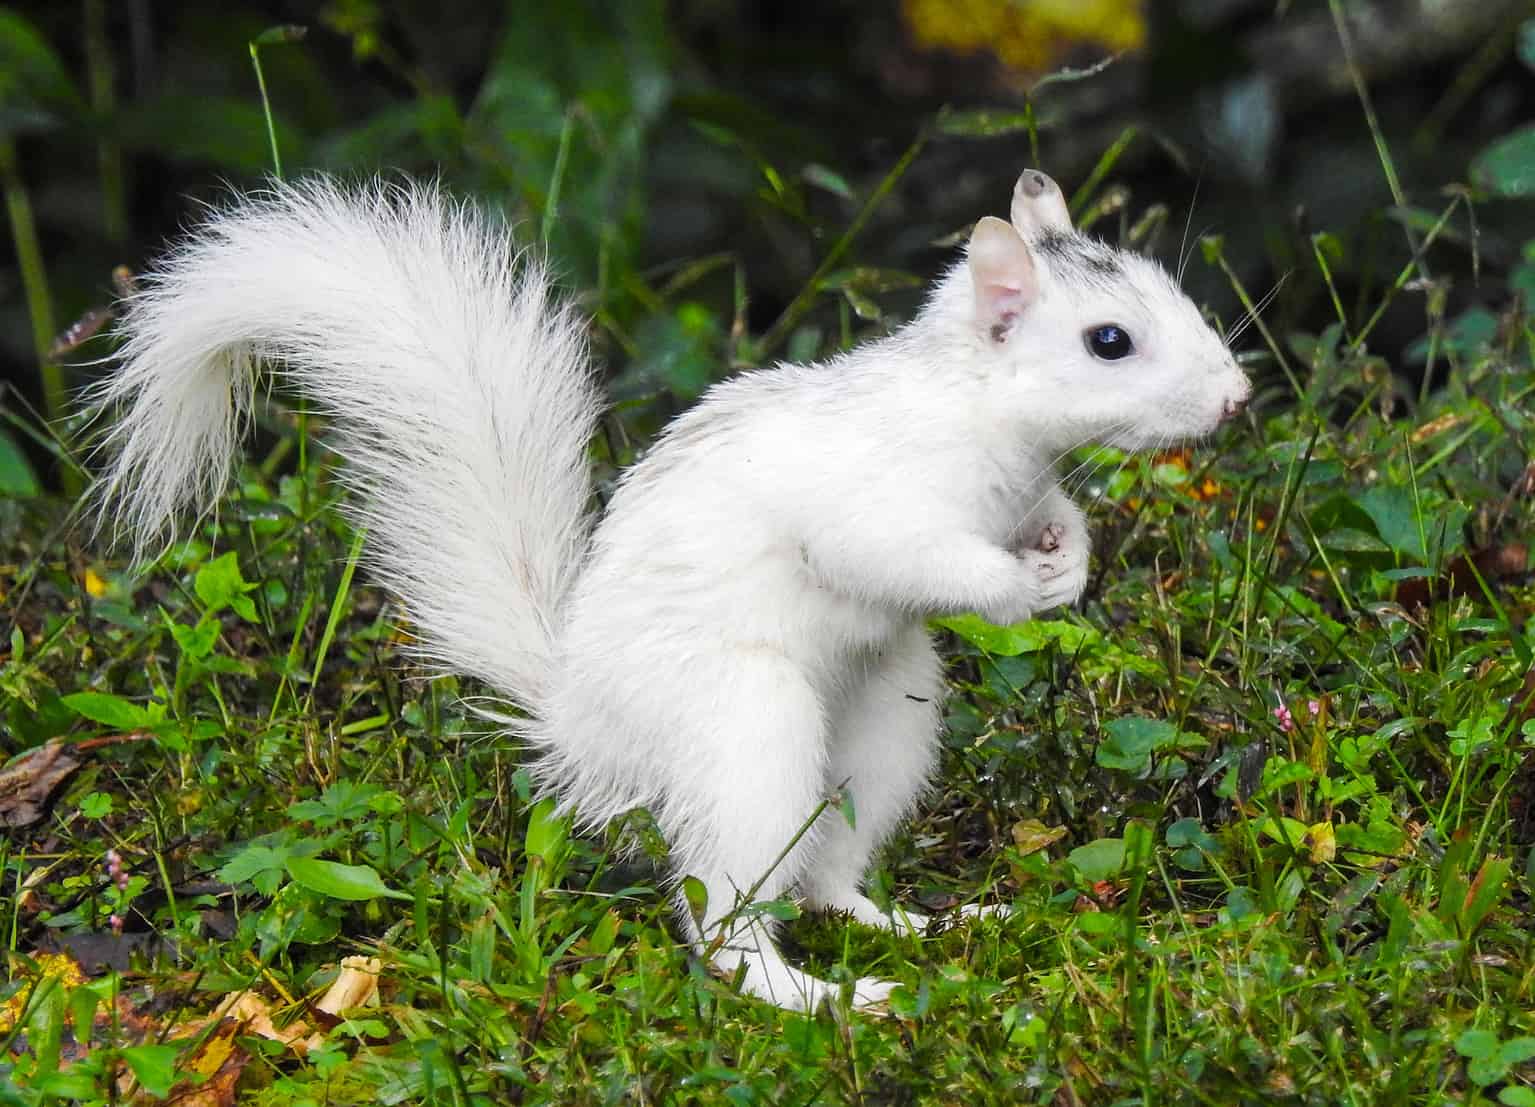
(120, 1044, 182, 1098)
(1096, 717, 1178, 773)
(61, 691, 150, 730)
(1259, 815, 1311, 850)
(1469, 1051, 1510, 1087)
(286, 857, 409, 901)
(168, 615, 220, 661)
(1166, 819, 1216, 849)
(0, 429, 38, 495)
(219, 844, 292, 896)
(1500, 1038, 1535, 1067)
(0, 9, 81, 120)
(1473, 124, 1535, 197)
(1067, 837, 1125, 882)
(195, 552, 259, 621)
(1454, 1028, 1498, 1060)
(1356, 485, 1427, 560)
(935, 615, 1096, 657)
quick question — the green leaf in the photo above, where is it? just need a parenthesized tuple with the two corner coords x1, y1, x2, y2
(195, 552, 259, 621)
(1317, 527, 1390, 553)
(1067, 837, 1125, 882)
(61, 691, 150, 730)
(120, 1044, 181, 1098)
(524, 798, 568, 863)
(1456, 1028, 1500, 1060)
(285, 857, 409, 901)
(935, 108, 1035, 137)
(251, 24, 308, 47)
(1473, 124, 1535, 197)
(934, 615, 1096, 657)
(1457, 856, 1512, 936)
(1501, 1087, 1535, 1107)
(1095, 717, 1179, 773)
(1469, 1051, 1510, 1087)
(0, 9, 81, 121)
(1356, 485, 1426, 560)
(588, 909, 620, 957)
(0, 429, 37, 495)
(1011, 818, 1067, 856)
(1166, 818, 1217, 852)
(681, 875, 709, 929)
(219, 844, 293, 896)
(168, 614, 220, 661)
(838, 788, 856, 830)
(801, 163, 853, 198)
(1500, 1037, 1535, 1067)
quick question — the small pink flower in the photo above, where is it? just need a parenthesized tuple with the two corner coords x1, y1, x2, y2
(1274, 705, 1294, 733)
(110, 914, 124, 934)
(1307, 700, 1321, 717)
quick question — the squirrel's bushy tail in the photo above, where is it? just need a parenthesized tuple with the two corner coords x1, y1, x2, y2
(91, 178, 601, 711)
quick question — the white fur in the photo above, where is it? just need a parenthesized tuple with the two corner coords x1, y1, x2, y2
(93, 173, 1250, 1012)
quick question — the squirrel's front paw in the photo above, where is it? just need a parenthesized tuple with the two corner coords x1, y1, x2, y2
(1019, 547, 1086, 611)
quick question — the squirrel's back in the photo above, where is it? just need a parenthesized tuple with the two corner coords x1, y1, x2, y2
(92, 179, 602, 710)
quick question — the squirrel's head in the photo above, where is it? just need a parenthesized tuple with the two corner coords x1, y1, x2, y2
(958, 169, 1250, 454)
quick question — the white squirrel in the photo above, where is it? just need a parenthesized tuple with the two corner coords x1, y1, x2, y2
(92, 168, 1250, 1011)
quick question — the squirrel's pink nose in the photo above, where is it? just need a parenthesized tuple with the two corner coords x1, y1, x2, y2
(1221, 396, 1247, 421)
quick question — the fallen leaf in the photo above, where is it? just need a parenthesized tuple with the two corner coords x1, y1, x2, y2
(314, 956, 382, 1018)
(1409, 412, 1461, 443)
(0, 732, 153, 828)
(163, 1019, 249, 1107)
(0, 740, 84, 828)
(213, 992, 324, 1056)
(1010, 818, 1068, 856)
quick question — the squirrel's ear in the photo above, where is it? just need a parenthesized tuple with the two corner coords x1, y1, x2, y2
(969, 215, 1038, 339)
(1010, 169, 1072, 237)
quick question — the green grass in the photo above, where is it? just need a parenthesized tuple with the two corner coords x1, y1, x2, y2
(4, 34, 1535, 1104)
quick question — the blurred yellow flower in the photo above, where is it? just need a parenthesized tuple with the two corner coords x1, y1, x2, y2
(904, 0, 1145, 74)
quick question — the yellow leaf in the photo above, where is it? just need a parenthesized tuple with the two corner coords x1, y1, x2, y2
(1308, 821, 1336, 865)
(1011, 818, 1068, 856)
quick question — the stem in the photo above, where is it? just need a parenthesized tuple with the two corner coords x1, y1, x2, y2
(249, 42, 283, 179)
(0, 138, 64, 426)
(86, 0, 126, 242)
(758, 126, 930, 356)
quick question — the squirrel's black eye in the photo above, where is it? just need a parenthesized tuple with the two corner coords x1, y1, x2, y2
(1085, 324, 1134, 361)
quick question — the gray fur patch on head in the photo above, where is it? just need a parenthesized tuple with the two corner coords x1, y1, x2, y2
(1034, 230, 1123, 286)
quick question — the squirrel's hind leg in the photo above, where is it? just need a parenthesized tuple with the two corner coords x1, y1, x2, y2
(667, 652, 891, 1011)
(799, 625, 944, 934)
